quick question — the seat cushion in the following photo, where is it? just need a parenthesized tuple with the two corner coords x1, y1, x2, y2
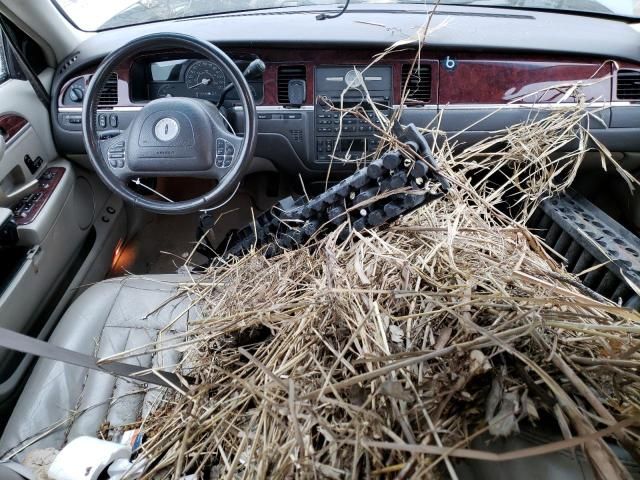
(0, 275, 197, 462)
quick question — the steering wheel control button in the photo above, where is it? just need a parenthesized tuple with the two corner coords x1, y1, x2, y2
(154, 117, 180, 142)
(215, 138, 235, 168)
(107, 141, 126, 168)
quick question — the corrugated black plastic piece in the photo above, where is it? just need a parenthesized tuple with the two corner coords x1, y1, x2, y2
(529, 190, 640, 310)
(213, 124, 449, 260)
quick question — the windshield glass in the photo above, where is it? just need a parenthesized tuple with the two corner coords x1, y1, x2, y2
(53, 0, 640, 31)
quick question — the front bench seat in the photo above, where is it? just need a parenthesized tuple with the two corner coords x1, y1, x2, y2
(0, 274, 196, 462)
(2, 276, 637, 478)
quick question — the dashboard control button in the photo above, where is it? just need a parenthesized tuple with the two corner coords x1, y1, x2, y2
(214, 138, 235, 168)
(98, 114, 107, 129)
(107, 141, 126, 168)
(109, 114, 119, 128)
(11, 167, 65, 226)
(216, 139, 225, 155)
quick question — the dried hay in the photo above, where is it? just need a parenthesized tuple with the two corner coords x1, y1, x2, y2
(106, 11, 640, 478)
(104, 100, 640, 480)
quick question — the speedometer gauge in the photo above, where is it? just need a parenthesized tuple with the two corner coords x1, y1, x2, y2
(185, 60, 226, 99)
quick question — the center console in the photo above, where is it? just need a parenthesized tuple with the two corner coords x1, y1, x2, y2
(314, 66, 392, 163)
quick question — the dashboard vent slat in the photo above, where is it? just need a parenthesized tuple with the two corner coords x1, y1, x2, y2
(58, 52, 79, 75)
(98, 73, 119, 107)
(616, 69, 640, 100)
(277, 65, 306, 104)
(401, 64, 432, 103)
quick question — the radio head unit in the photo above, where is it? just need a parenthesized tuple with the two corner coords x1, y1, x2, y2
(314, 66, 393, 163)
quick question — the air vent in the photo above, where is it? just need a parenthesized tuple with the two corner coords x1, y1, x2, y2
(97, 73, 119, 107)
(401, 64, 432, 103)
(277, 65, 306, 104)
(616, 69, 640, 100)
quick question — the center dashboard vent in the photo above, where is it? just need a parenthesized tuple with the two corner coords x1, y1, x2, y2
(97, 72, 119, 107)
(401, 64, 432, 103)
(277, 65, 306, 104)
(616, 69, 640, 100)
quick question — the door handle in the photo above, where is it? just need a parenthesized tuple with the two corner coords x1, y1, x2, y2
(5, 178, 38, 203)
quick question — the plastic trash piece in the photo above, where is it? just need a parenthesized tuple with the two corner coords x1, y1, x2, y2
(107, 458, 145, 480)
(119, 429, 143, 452)
(48, 436, 131, 480)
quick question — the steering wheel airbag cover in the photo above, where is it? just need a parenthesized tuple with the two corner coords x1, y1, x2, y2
(127, 100, 212, 172)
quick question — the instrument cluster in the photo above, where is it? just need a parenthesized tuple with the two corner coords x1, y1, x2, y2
(147, 59, 262, 102)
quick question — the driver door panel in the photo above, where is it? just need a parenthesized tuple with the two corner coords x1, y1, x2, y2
(0, 74, 90, 405)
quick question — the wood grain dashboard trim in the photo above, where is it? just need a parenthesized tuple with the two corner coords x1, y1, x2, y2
(0, 115, 28, 144)
(438, 57, 613, 105)
(57, 49, 633, 110)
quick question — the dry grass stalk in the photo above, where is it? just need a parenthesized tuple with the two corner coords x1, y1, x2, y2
(108, 99, 640, 479)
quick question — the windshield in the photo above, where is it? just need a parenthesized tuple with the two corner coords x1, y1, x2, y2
(53, 0, 640, 31)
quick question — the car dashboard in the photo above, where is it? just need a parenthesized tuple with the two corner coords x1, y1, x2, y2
(51, 4, 640, 177)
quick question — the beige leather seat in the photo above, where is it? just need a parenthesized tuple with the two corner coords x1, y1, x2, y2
(0, 274, 196, 463)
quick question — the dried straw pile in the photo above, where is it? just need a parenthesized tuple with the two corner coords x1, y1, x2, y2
(121, 103, 639, 479)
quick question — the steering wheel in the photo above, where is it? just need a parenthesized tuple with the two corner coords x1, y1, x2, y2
(82, 33, 257, 214)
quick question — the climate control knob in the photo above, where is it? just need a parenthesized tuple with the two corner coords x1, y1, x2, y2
(69, 87, 84, 103)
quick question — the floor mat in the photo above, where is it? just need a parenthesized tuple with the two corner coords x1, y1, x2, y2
(110, 191, 258, 275)
(110, 213, 204, 275)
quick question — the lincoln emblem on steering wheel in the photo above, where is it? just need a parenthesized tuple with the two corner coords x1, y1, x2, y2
(154, 117, 180, 142)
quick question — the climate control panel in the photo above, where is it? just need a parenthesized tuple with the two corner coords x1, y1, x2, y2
(315, 108, 385, 162)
